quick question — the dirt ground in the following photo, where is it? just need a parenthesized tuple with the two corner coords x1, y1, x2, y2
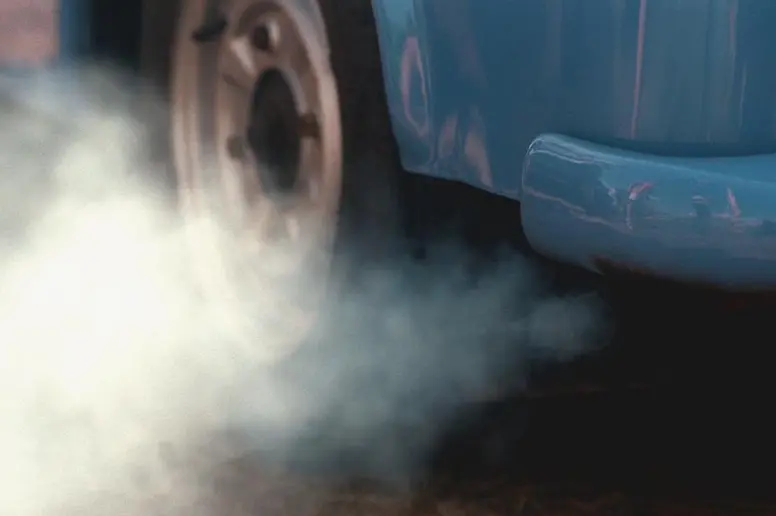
(194, 281, 776, 516)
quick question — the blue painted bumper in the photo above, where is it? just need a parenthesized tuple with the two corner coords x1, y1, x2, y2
(521, 134, 776, 289)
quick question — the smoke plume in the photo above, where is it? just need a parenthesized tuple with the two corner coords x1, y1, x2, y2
(0, 67, 604, 515)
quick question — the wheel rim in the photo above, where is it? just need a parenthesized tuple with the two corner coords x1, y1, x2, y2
(171, 0, 342, 359)
(213, 0, 341, 250)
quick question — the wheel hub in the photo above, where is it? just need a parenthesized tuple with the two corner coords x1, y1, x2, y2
(209, 0, 341, 245)
(247, 68, 301, 197)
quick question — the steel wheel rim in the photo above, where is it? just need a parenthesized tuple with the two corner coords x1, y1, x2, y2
(171, 0, 342, 360)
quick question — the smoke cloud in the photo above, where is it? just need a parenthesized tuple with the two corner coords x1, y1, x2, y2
(0, 67, 604, 515)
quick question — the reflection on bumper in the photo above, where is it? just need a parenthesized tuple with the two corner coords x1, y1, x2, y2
(521, 134, 776, 289)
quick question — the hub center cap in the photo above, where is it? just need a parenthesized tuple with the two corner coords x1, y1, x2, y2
(247, 68, 301, 196)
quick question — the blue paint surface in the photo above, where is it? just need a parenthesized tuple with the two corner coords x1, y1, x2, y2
(372, 0, 776, 286)
(372, 0, 776, 198)
(57, 0, 91, 64)
(521, 134, 776, 288)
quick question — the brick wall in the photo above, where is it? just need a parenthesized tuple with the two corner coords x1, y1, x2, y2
(0, 0, 59, 65)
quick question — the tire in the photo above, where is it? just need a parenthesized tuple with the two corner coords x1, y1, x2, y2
(140, 0, 408, 349)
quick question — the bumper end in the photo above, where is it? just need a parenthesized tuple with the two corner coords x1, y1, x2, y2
(521, 134, 776, 289)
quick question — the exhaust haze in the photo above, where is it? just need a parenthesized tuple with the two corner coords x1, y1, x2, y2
(0, 68, 605, 515)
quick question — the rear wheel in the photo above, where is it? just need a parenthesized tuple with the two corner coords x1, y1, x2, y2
(141, 0, 406, 354)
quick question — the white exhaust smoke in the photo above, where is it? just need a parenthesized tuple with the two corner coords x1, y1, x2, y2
(0, 67, 604, 515)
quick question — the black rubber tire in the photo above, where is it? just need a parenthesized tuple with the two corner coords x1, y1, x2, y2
(139, 0, 409, 269)
(139, 0, 180, 96)
(136, 0, 178, 192)
(315, 1, 406, 261)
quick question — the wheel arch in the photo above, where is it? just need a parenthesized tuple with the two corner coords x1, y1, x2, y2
(369, 0, 437, 178)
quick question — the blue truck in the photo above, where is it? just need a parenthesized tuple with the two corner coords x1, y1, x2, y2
(5, 0, 776, 291)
